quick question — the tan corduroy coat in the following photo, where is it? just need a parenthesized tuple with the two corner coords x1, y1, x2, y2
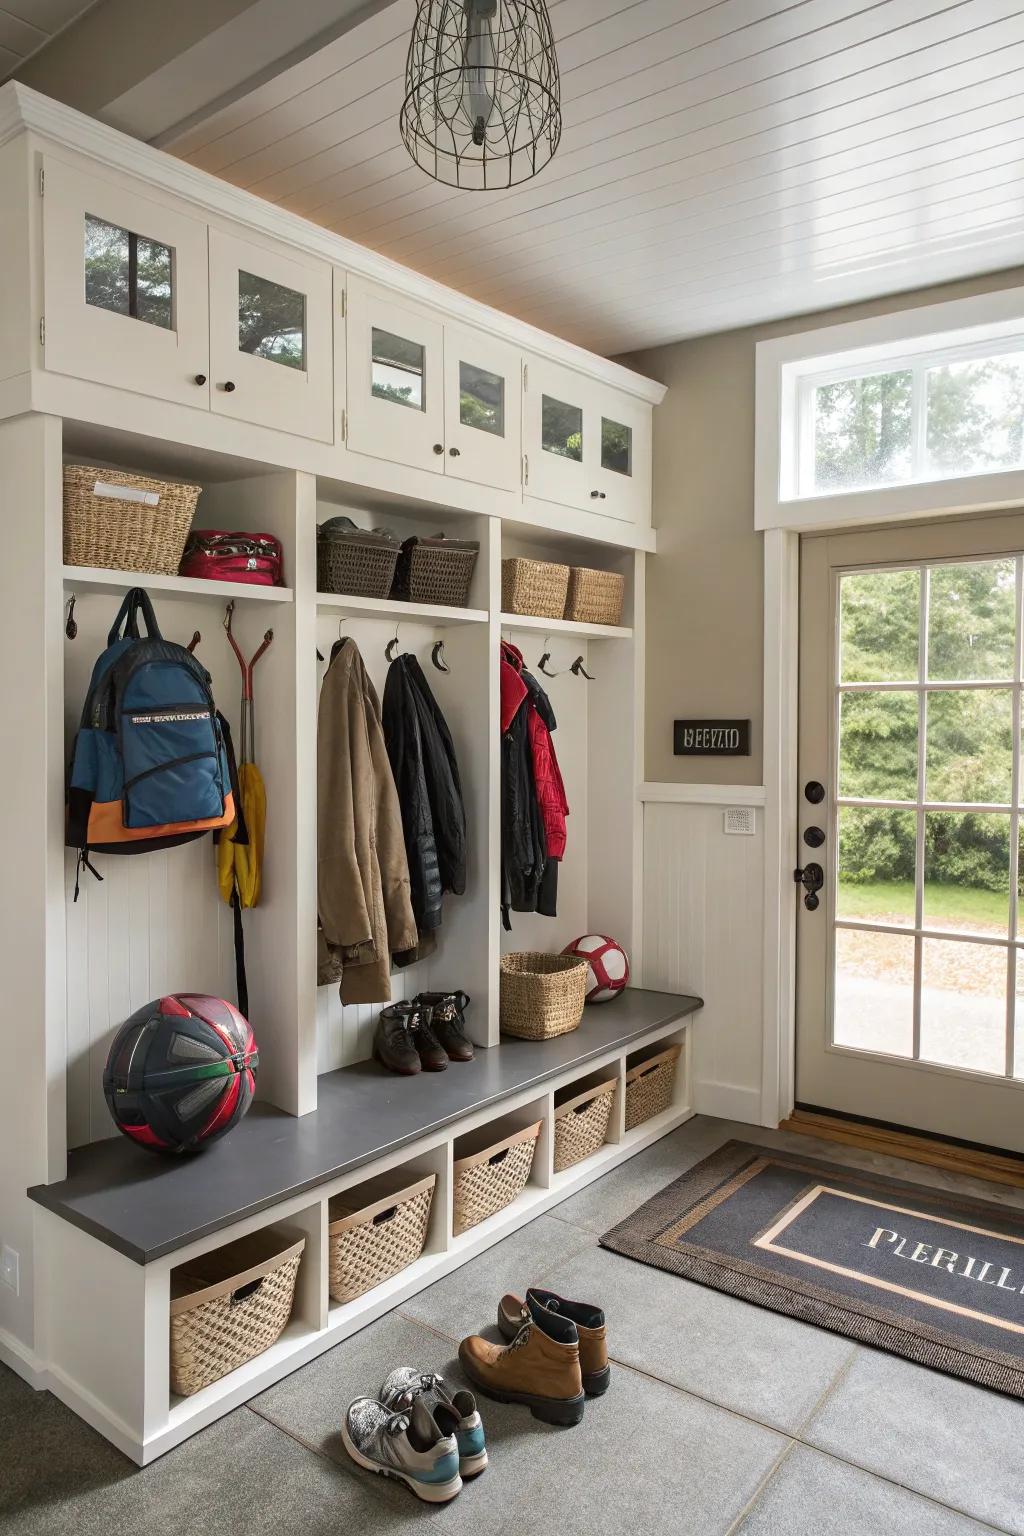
(317, 639, 418, 1004)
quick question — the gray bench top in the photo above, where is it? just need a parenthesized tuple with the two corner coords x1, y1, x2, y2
(29, 988, 701, 1263)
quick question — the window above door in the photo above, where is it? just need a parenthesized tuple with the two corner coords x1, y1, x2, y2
(756, 285, 1024, 534)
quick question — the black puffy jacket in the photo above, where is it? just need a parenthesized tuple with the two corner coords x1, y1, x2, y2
(382, 654, 466, 933)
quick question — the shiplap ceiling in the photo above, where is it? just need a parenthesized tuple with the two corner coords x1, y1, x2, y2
(0, 0, 96, 77)
(166, 0, 1024, 355)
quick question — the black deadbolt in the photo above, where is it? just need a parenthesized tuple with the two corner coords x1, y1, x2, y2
(805, 780, 825, 804)
(803, 825, 826, 848)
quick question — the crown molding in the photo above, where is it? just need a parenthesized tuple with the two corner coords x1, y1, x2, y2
(0, 81, 667, 408)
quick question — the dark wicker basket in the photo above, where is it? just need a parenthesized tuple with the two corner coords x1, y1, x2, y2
(393, 536, 479, 608)
(317, 520, 401, 599)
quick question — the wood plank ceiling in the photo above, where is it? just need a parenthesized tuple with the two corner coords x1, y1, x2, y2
(166, 0, 1024, 355)
(0, 0, 98, 78)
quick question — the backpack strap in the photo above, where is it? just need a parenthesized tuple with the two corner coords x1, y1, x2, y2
(107, 587, 162, 646)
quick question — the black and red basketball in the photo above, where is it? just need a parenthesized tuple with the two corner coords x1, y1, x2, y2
(103, 994, 258, 1155)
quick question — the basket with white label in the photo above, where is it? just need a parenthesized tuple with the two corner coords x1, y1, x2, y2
(63, 464, 201, 575)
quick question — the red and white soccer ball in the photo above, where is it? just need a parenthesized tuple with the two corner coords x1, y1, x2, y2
(562, 934, 630, 1004)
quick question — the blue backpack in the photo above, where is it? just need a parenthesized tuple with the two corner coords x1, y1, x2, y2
(67, 588, 237, 893)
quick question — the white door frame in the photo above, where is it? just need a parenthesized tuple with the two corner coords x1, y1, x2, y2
(758, 285, 1024, 1126)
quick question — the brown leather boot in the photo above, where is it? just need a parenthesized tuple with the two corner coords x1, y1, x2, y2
(459, 1298, 585, 1425)
(498, 1288, 610, 1397)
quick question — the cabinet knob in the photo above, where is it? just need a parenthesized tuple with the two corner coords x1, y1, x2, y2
(220, 381, 236, 393)
(449, 446, 461, 457)
(433, 443, 444, 455)
(193, 373, 207, 386)
(590, 490, 600, 498)
(600, 492, 607, 499)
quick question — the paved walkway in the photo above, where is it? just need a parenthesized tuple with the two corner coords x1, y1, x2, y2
(3, 1115, 1023, 1535)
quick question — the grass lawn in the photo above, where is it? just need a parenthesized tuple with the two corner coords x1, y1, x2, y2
(838, 879, 1010, 927)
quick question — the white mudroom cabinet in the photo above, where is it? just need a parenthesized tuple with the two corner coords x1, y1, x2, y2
(0, 82, 695, 1469)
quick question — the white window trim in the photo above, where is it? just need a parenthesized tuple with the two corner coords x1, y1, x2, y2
(756, 285, 1024, 533)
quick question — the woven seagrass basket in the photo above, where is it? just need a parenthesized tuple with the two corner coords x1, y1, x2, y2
(63, 465, 200, 575)
(501, 557, 570, 620)
(316, 522, 400, 598)
(500, 951, 587, 1041)
(624, 1042, 681, 1131)
(169, 1230, 304, 1397)
(564, 566, 625, 627)
(328, 1172, 435, 1305)
(453, 1121, 541, 1235)
(553, 1077, 617, 1173)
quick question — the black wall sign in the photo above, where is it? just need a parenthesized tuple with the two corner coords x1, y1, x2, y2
(674, 719, 751, 757)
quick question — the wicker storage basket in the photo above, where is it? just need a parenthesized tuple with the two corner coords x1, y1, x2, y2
(169, 1230, 304, 1398)
(624, 1042, 681, 1131)
(63, 465, 200, 575)
(500, 951, 588, 1041)
(453, 1121, 541, 1235)
(327, 1172, 435, 1305)
(317, 520, 401, 598)
(501, 557, 570, 620)
(553, 1077, 617, 1173)
(564, 567, 625, 627)
(394, 536, 479, 608)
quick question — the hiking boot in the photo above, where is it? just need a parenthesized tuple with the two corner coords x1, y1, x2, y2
(415, 991, 474, 1062)
(498, 1288, 610, 1396)
(342, 1394, 462, 1503)
(381, 1367, 487, 1478)
(409, 1003, 448, 1071)
(373, 1004, 421, 1076)
(458, 1296, 585, 1426)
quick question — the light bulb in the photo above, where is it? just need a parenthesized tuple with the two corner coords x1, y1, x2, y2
(464, 0, 498, 146)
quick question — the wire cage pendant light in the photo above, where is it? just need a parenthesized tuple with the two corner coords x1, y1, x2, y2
(400, 0, 561, 191)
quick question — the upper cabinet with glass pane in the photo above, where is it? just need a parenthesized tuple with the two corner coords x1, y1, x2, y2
(443, 323, 522, 492)
(524, 354, 651, 523)
(42, 157, 211, 408)
(208, 229, 333, 442)
(346, 279, 446, 474)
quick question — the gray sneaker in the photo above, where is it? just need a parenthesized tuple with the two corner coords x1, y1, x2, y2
(381, 1367, 488, 1477)
(342, 1393, 462, 1503)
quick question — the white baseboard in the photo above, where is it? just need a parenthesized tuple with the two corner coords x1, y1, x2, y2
(0, 1323, 46, 1390)
(693, 1079, 764, 1124)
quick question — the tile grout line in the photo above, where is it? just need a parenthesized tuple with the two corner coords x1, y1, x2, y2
(722, 1437, 799, 1536)
(245, 1401, 333, 1462)
(792, 1342, 858, 1440)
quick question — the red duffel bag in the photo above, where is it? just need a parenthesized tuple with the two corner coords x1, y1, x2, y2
(179, 530, 284, 586)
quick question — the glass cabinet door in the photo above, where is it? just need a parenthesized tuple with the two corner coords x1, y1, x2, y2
(590, 393, 650, 523)
(208, 229, 334, 442)
(443, 323, 522, 492)
(346, 277, 445, 472)
(523, 355, 591, 511)
(42, 156, 211, 407)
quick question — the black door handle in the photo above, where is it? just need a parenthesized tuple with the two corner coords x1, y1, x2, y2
(794, 862, 824, 910)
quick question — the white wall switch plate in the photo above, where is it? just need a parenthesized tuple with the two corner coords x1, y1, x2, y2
(723, 807, 756, 836)
(0, 1245, 19, 1294)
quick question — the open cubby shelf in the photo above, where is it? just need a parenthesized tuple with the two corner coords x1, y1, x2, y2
(499, 611, 633, 640)
(62, 565, 295, 603)
(316, 591, 489, 626)
(33, 994, 697, 1465)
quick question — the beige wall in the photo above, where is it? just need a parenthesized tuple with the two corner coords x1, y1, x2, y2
(624, 264, 1024, 787)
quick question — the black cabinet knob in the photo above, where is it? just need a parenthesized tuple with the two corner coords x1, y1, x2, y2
(220, 381, 236, 393)
(600, 492, 607, 499)
(805, 780, 825, 804)
(193, 373, 207, 386)
(433, 443, 444, 455)
(590, 490, 600, 498)
(803, 825, 826, 848)
(449, 446, 461, 457)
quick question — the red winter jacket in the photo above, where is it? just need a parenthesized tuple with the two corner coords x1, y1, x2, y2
(501, 643, 569, 859)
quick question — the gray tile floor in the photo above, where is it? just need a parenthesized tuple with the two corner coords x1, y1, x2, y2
(4, 1115, 1024, 1535)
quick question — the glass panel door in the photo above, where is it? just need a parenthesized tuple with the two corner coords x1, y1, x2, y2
(208, 229, 334, 443)
(346, 277, 445, 472)
(443, 323, 522, 491)
(42, 156, 210, 407)
(797, 519, 1024, 1152)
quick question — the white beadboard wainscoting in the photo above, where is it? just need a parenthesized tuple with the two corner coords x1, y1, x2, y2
(640, 784, 768, 1126)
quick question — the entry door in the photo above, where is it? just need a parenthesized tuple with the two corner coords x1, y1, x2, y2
(797, 514, 1024, 1153)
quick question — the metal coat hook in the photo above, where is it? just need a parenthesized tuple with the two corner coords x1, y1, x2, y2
(431, 639, 450, 672)
(187, 630, 201, 654)
(571, 655, 594, 681)
(385, 623, 401, 663)
(64, 594, 78, 640)
(538, 636, 562, 677)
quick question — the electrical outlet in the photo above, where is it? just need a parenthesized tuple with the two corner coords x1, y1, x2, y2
(0, 1245, 19, 1294)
